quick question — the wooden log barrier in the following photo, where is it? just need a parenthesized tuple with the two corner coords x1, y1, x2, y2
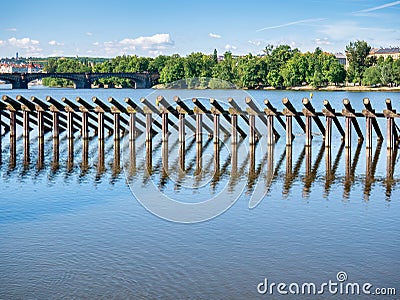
(174, 96, 213, 136)
(144, 97, 180, 132)
(192, 98, 230, 136)
(246, 97, 279, 141)
(228, 97, 259, 138)
(264, 99, 293, 141)
(212, 98, 246, 138)
(282, 97, 306, 133)
(322, 100, 345, 148)
(124, 97, 158, 135)
(383, 98, 399, 150)
(108, 97, 143, 137)
(342, 98, 364, 144)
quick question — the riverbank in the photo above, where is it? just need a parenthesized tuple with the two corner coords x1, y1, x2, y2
(285, 85, 400, 92)
(153, 83, 400, 92)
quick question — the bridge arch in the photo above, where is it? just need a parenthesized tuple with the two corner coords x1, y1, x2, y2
(0, 72, 157, 89)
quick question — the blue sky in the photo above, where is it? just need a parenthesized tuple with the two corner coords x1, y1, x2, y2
(0, 0, 399, 58)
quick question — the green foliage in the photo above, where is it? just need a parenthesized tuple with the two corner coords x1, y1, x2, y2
(346, 40, 371, 84)
(38, 41, 399, 89)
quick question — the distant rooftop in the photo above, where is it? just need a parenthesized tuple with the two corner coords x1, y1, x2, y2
(370, 47, 400, 54)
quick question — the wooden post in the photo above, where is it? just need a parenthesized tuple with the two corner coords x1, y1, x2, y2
(52, 111, 59, 139)
(282, 108, 295, 146)
(249, 114, 256, 145)
(345, 116, 352, 148)
(98, 111, 105, 140)
(387, 117, 394, 150)
(267, 115, 274, 145)
(162, 111, 168, 142)
(37, 110, 44, 138)
(325, 116, 332, 148)
(231, 113, 238, 144)
(9, 111, 16, 137)
(177, 108, 185, 143)
(196, 110, 203, 144)
(286, 115, 293, 146)
(81, 110, 89, 139)
(129, 112, 136, 140)
(145, 113, 152, 142)
(213, 112, 220, 144)
(113, 112, 120, 140)
(305, 115, 312, 147)
(23, 110, 29, 138)
(66, 107, 74, 139)
(366, 117, 372, 149)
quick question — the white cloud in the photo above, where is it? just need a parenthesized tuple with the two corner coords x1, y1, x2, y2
(319, 21, 395, 41)
(90, 33, 174, 57)
(256, 18, 325, 32)
(0, 40, 5, 47)
(355, 1, 400, 13)
(315, 38, 332, 45)
(48, 40, 64, 46)
(86, 32, 93, 36)
(209, 33, 221, 39)
(119, 33, 173, 50)
(224, 44, 237, 50)
(5, 28, 17, 32)
(248, 40, 261, 46)
(7, 37, 42, 56)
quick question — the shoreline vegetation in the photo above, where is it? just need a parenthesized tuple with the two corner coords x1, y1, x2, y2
(3, 40, 399, 91)
(152, 83, 400, 92)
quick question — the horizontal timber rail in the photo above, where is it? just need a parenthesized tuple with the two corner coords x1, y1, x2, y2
(0, 95, 399, 152)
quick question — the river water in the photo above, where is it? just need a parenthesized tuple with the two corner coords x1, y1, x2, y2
(0, 87, 399, 299)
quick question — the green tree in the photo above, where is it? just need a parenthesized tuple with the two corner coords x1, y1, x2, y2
(346, 40, 371, 84)
(159, 56, 185, 84)
(212, 52, 238, 84)
(362, 66, 381, 86)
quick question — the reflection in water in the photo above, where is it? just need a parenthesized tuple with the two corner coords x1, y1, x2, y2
(386, 148, 398, 200)
(303, 143, 325, 198)
(52, 137, 60, 172)
(81, 138, 89, 173)
(23, 136, 30, 166)
(9, 134, 16, 170)
(344, 143, 362, 199)
(324, 143, 344, 197)
(283, 146, 305, 198)
(96, 139, 105, 181)
(364, 142, 382, 201)
(37, 137, 44, 170)
(111, 139, 121, 184)
(67, 138, 74, 173)
(0, 129, 398, 202)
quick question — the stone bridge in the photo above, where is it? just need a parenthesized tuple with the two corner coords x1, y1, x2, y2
(0, 72, 159, 89)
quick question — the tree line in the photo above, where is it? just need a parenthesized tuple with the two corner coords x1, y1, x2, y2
(42, 40, 400, 88)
